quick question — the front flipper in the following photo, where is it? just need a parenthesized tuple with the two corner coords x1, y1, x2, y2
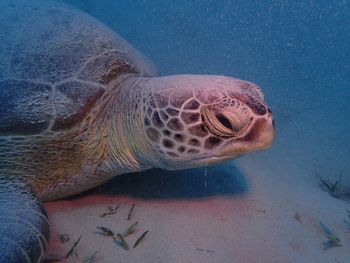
(0, 178, 50, 263)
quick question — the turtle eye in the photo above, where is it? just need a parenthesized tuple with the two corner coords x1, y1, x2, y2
(202, 107, 250, 137)
(215, 113, 233, 130)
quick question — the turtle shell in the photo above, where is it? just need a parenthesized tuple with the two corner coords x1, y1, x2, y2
(0, 0, 157, 135)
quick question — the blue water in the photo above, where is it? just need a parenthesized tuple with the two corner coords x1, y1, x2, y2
(65, 0, 350, 184)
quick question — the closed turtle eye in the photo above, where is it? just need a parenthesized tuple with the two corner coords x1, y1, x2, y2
(215, 113, 233, 130)
(202, 107, 250, 137)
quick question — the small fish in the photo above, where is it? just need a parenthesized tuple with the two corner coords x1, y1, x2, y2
(95, 226, 115, 238)
(65, 235, 82, 259)
(127, 204, 136, 220)
(122, 221, 138, 237)
(115, 233, 129, 251)
(133, 230, 149, 249)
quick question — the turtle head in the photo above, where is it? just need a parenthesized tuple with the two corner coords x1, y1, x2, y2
(140, 75, 275, 169)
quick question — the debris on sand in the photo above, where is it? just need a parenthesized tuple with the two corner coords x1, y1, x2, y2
(133, 230, 149, 249)
(319, 222, 342, 250)
(319, 176, 350, 202)
(127, 203, 136, 220)
(320, 177, 341, 197)
(65, 235, 82, 259)
(294, 212, 302, 224)
(95, 226, 115, 238)
(94, 203, 149, 252)
(81, 251, 99, 263)
(122, 221, 139, 237)
(59, 233, 70, 243)
(100, 204, 122, 218)
(115, 233, 130, 251)
(344, 209, 350, 230)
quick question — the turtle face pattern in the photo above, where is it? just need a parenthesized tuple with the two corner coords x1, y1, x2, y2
(142, 75, 275, 167)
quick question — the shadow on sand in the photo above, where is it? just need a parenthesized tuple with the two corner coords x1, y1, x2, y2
(80, 163, 249, 200)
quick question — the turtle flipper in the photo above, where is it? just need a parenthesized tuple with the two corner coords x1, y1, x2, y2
(0, 178, 50, 263)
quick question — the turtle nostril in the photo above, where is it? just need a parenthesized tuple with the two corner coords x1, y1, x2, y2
(215, 113, 233, 130)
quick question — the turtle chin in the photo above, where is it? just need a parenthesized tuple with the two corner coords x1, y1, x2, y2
(199, 155, 242, 166)
(224, 117, 275, 154)
(195, 115, 275, 166)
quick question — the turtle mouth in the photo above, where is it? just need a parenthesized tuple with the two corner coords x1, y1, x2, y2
(190, 151, 242, 165)
(204, 155, 240, 164)
(191, 115, 275, 166)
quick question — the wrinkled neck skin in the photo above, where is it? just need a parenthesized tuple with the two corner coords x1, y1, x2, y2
(100, 75, 156, 175)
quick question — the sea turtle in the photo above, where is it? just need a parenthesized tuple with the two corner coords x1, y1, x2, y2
(0, 0, 275, 262)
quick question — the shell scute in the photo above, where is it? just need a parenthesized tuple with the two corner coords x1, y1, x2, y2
(0, 0, 158, 135)
(0, 80, 52, 135)
(78, 51, 138, 84)
(52, 81, 105, 130)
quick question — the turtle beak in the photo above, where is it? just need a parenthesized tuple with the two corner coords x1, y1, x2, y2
(257, 110, 275, 149)
(268, 108, 275, 128)
(215, 109, 275, 157)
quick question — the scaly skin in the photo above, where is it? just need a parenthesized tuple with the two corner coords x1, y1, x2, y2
(0, 178, 49, 263)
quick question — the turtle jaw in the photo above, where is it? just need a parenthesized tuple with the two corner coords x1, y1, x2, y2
(192, 113, 275, 166)
(226, 112, 275, 153)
